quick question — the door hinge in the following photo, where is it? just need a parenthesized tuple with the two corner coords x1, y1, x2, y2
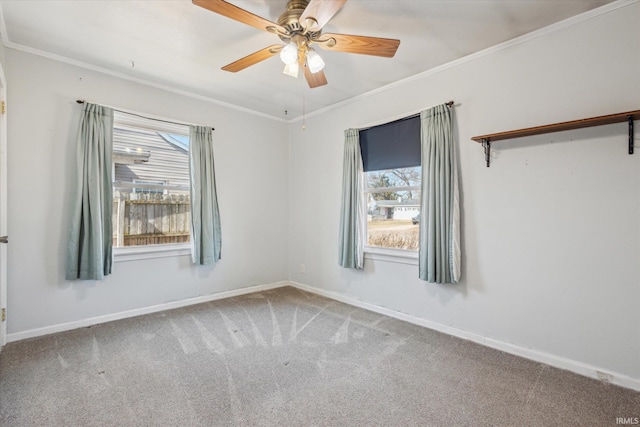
(1, 308, 5, 322)
(1, 101, 5, 115)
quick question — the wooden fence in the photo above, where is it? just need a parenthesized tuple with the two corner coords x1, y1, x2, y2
(113, 191, 191, 247)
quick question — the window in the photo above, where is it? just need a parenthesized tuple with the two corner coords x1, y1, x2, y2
(112, 112, 191, 249)
(359, 115, 421, 253)
(133, 179, 167, 194)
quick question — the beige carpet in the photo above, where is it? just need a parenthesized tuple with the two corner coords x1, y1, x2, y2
(1, 286, 638, 426)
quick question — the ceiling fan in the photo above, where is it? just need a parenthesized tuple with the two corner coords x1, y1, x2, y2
(192, 0, 401, 88)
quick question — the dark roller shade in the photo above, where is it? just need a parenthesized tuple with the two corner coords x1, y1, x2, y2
(359, 116, 421, 172)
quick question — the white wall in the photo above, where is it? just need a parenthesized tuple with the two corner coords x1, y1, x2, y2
(3, 0, 639, 390)
(0, 35, 5, 66)
(288, 2, 640, 385)
(6, 49, 289, 334)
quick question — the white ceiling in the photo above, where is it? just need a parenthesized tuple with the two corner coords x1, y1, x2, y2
(0, 0, 614, 120)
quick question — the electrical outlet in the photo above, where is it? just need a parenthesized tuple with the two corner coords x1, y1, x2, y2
(300, 264, 305, 274)
(596, 371, 612, 382)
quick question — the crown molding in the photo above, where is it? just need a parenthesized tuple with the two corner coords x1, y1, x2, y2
(287, 0, 638, 123)
(0, 0, 635, 125)
(5, 40, 289, 123)
(0, 4, 287, 124)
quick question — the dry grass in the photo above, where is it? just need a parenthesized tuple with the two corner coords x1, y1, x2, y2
(367, 220, 419, 250)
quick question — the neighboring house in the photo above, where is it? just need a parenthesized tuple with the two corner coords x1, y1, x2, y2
(113, 124, 190, 191)
(369, 199, 420, 220)
(392, 204, 420, 220)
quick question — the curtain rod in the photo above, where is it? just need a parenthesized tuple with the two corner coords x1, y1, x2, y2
(358, 100, 454, 131)
(76, 100, 214, 131)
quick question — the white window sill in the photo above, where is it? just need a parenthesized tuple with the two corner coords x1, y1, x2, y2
(364, 246, 418, 266)
(114, 243, 191, 262)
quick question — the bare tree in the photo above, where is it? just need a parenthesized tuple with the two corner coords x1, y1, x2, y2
(391, 167, 421, 199)
(367, 173, 399, 201)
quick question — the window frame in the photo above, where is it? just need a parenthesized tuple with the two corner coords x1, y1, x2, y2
(112, 111, 192, 261)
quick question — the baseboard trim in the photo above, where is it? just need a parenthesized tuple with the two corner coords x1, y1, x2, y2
(6, 281, 289, 343)
(8, 279, 639, 391)
(288, 281, 640, 392)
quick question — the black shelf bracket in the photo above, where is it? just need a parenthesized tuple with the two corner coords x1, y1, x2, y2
(629, 115, 634, 155)
(482, 139, 491, 167)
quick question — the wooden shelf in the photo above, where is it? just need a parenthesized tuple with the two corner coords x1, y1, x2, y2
(471, 109, 639, 167)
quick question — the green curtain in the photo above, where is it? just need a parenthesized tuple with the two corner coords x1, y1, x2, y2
(66, 103, 114, 280)
(419, 104, 461, 283)
(338, 129, 364, 269)
(189, 125, 221, 265)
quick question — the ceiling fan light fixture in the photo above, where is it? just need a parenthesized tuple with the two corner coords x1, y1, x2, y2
(199, 0, 399, 89)
(283, 61, 299, 78)
(280, 41, 298, 65)
(306, 48, 325, 74)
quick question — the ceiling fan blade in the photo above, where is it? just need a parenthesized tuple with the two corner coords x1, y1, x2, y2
(299, 0, 346, 32)
(221, 45, 282, 72)
(317, 33, 400, 58)
(303, 61, 328, 89)
(192, 0, 286, 34)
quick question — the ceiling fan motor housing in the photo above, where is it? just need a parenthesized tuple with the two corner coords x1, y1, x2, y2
(195, 0, 400, 88)
(277, 0, 321, 43)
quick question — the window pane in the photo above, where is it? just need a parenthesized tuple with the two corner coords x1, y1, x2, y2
(367, 192, 420, 251)
(112, 112, 190, 248)
(365, 166, 421, 251)
(113, 186, 191, 247)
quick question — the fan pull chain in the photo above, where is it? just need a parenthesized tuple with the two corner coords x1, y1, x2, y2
(301, 78, 307, 131)
(302, 95, 306, 131)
